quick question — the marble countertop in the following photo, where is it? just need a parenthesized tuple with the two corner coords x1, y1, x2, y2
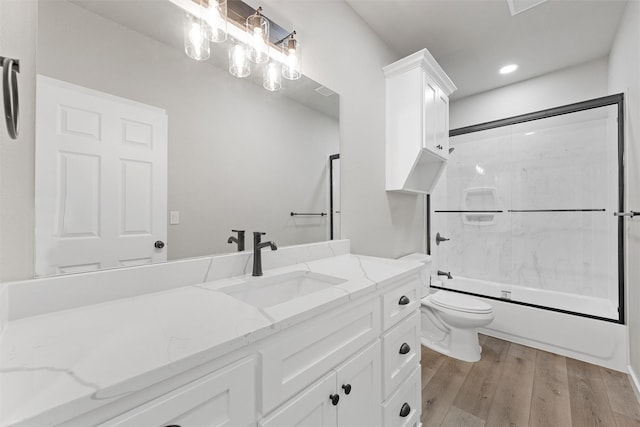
(0, 254, 424, 426)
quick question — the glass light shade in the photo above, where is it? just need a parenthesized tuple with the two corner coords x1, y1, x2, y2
(246, 12, 269, 64)
(183, 13, 210, 61)
(263, 62, 282, 92)
(229, 44, 251, 78)
(282, 36, 302, 80)
(204, 0, 227, 43)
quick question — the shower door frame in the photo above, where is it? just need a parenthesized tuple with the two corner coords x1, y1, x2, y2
(429, 93, 626, 324)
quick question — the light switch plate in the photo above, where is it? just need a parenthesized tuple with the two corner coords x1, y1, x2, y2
(170, 211, 180, 225)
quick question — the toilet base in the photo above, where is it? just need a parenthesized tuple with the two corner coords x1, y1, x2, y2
(421, 328, 483, 362)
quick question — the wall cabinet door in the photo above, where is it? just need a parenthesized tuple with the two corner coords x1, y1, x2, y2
(336, 341, 382, 427)
(99, 358, 256, 427)
(260, 373, 338, 427)
(423, 74, 449, 160)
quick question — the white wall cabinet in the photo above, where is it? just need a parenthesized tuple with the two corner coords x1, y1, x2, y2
(384, 48, 457, 194)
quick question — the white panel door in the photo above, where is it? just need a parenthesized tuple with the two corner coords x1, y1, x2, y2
(336, 340, 382, 427)
(35, 75, 167, 276)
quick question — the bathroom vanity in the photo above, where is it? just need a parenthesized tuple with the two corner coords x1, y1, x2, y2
(1, 241, 425, 427)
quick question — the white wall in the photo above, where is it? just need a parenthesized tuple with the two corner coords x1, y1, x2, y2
(608, 0, 640, 388)
(37, 1, 340, 260)
(260, 0, 424, 258)
(450, 57, 609, 129)
(0, 0, 36, 281)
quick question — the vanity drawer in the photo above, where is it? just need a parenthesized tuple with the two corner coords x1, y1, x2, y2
(260, 298, 380, 414)
(382, 277, 421, 330)
(382, 365, 421, 427)
(99, 357, 256, 427)
(382, 311, 420, 398)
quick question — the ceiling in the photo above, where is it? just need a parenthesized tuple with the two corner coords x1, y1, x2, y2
(346, 0, 628, 100)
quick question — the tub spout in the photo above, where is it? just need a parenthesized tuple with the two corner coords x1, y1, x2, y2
(437, 270, 453, 280)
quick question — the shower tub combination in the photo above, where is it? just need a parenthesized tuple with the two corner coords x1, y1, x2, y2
(429, 95, 628, 371)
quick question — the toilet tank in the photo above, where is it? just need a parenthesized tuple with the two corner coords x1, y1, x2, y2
(397, 253, 432, 297)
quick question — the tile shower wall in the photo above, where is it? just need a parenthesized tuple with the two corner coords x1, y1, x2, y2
(432, 106, 619, 311)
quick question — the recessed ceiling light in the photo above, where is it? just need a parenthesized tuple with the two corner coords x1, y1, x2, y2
(499, 64, 518, 74)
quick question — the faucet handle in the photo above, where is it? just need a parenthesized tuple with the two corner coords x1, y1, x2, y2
(232, 229, 245, 233)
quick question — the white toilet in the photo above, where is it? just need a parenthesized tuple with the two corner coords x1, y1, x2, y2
(421, 289, 494, 362)
(398, 253, 495, 363)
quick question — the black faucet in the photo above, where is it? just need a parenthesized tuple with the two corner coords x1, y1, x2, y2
(227, 229, 245, 251)
(252, 232, 277, 276)
(437, 270, 453, 280)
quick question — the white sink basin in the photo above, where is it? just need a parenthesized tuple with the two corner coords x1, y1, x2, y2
(220, 271, 347, 308)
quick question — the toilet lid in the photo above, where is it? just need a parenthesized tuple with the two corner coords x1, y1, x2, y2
(431, 291, 493, 314)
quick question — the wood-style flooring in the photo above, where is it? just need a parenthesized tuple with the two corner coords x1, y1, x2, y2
(420, 335, 640, 427)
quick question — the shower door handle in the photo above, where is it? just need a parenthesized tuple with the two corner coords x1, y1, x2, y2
(614, 211, 639, 217)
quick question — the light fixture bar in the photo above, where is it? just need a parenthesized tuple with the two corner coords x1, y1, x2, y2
(171, 0, 289, 64)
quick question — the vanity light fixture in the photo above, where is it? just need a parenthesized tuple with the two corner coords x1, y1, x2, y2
(229, 43, 251, 78)
(280, 32, 302, 80)
(263, 62, 282, 91)
(499, 64, 518, 74)
(246, 7, 269, 64)
(203, 0, 227, 43)
(179, 0, 302, 90)
(184, 11, 210, 61)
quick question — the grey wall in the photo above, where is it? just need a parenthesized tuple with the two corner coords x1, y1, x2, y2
(608, 0, 640, 386)
(260, 0, 424, 259)
(450, 57, 609, 129)
(0, 0, 37, 281)
(37, 1, 339, 260)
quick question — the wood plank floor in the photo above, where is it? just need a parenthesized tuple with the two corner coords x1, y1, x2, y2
(421, 335, 640, 427)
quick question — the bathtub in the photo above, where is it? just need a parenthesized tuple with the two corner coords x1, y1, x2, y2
(429, 277, 628, 372)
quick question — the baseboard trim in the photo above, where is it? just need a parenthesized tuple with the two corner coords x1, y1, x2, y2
(628, 365, 640, 405)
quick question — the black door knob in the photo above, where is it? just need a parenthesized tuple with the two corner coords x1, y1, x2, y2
(341, 384, 352, 395)
(399, 343, 411, 355)
(399, 403, 411, 417)
(398, 295, 410, 305)
(154, 240, 165, 249)
(330, 394, 340, 405)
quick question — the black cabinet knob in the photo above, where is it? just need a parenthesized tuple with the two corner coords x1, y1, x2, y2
(399, 343, 411, 355)
(154, 240, 165, 249)
(398, 295, 410, 306)
(399, 403, 411, 417)
(330, 394, 340, 405)
(341, 384, 352, 395)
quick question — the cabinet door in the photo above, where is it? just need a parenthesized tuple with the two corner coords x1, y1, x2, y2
(100, 358, 256, 427)
(260, 373, 338, 427)
(422, 74, 438, 154)
(336, 341, 382, 427)
(434, 88, 450, 159)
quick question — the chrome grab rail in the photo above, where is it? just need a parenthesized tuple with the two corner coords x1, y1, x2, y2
(614, 212, 639, 218)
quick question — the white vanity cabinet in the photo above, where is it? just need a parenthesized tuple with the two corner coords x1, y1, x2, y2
(260, 340, 381, 427)
(98, 357, 257, 427)
(384, 48, 457, 194)
(44, 263, 424, 427)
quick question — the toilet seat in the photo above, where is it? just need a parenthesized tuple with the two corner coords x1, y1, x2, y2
(428, 291, 493, 314)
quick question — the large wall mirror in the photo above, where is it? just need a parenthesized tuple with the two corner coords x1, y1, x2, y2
(34, 0, 340, 277)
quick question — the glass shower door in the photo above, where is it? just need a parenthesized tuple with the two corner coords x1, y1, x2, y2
(431, 100, 622, 322)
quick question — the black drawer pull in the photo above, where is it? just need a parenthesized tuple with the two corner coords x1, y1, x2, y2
(330, 394, 340, 405)
(398, 295, 410, 305)
(399, 403, 411, 417)
(399, 343, 411, 354)
(342, 384, 352, 395)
